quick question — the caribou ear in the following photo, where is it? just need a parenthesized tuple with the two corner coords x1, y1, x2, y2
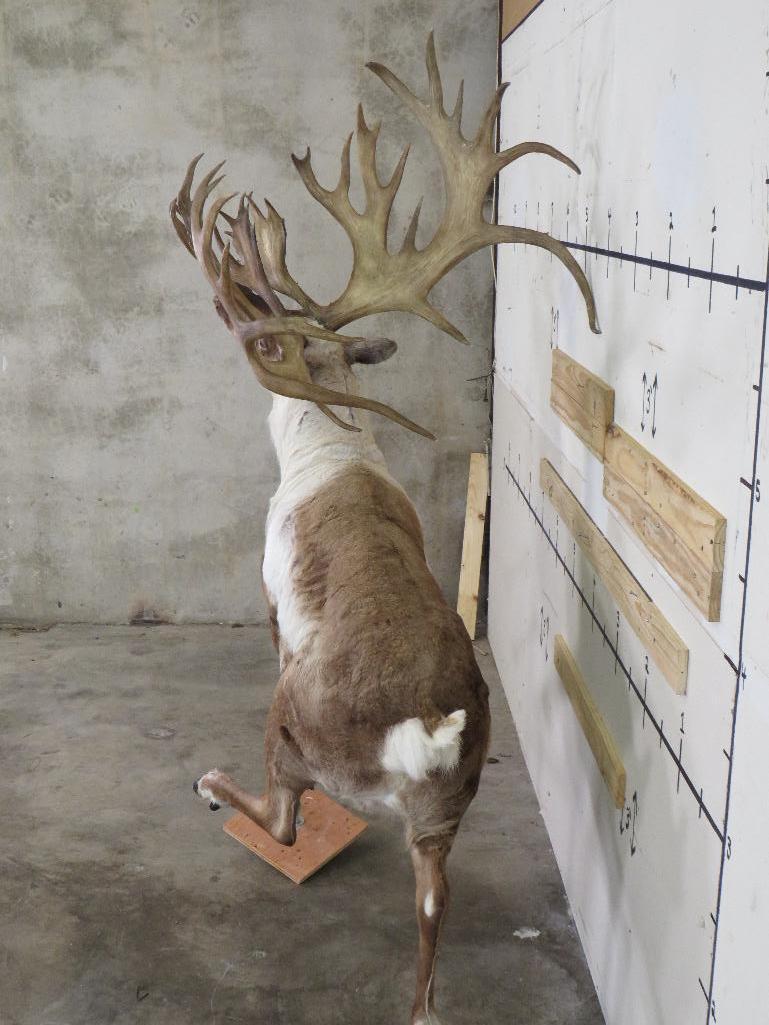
(344, 338, 398, 365)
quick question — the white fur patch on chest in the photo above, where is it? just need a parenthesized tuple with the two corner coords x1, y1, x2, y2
(262, 471, 325, 659)
(263, 396, 404, 660)
(262, 458, 400, 660)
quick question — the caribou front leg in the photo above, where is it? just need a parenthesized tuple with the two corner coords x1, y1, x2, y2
(193, 769, 301, 846)
(193, 712, 310, 846)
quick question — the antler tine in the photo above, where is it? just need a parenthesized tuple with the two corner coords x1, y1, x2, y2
(451, 79, 465, 129)
(425, 31, 444, 113)
(414, 302, 468, 343)
(355, 105, 410, 242)
(191, 161, 226, 236)
(177, 152, 204, 221)
(208, 200, 274, 328)
(170, 152, 205, 256)
(291, 145, 359, 237)
(246, 196, 322, 318)
(364, 58, 424, 121)
(491, 225, 599, 332)
(354, 105, 381, 192)
(495, 141, 581, 176)
(229, 194, 285, 316)
(339, 133, 353, 194)
(170, 198, 195, 256)
(197, 188, 242, 305)
(475, 82, 509, 147)
(401, 198, 423, 253)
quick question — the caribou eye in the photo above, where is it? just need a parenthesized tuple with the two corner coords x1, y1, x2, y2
(257, 337, 284, 362)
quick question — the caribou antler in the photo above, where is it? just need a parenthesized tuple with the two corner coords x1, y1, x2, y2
(171, 34, 599, 440)
(256, 32, 599, 340)
(170, 155, 435, 438)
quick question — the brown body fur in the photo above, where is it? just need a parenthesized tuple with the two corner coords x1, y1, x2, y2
(275, 466, 490, 833)
(197, 464, 490, 1023)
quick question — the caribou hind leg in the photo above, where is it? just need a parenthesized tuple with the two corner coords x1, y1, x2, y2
(409, 833, 455, 1025)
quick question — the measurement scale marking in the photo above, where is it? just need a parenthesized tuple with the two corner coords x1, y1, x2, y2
(559, 239, 766, 293)
(504, 458, 724, 843)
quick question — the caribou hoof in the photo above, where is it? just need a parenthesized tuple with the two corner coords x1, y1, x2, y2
(193, 769, 231, 811)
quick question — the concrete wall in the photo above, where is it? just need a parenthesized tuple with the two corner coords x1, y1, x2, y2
(0, 0, 497, 625)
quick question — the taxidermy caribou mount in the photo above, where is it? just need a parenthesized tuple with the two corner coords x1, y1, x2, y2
(171, 33, 598, 1025)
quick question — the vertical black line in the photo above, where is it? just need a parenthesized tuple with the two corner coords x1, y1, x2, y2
(642, 672, 648, 728)
(607, 210, 611, 278)
(550, 201, 554, 261)
(667, 235, 672, 299)
(582, 206, 590, 272)
(704, 245, 769, 1024)
(708, 235, 716, 313)
(489, 0, 504, 477)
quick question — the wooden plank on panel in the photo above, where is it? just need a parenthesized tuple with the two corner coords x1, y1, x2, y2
(604, 425, 726, 621)
(554, 635, 626, 808)
(457, 452, 489, 639)
(540, 458, 689, 693)
(501, 0, 544, 39)
(550, 349, 615, 460)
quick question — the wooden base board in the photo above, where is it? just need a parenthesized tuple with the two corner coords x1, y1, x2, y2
(223, 790, 367, 884)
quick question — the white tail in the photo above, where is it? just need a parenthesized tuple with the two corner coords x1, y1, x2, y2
(382, 710, 467, 780)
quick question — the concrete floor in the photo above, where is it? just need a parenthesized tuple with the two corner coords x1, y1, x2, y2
(0, 625, 604, 1025)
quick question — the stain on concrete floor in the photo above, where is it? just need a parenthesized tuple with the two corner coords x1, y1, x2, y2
(0, 625, 604, 1024)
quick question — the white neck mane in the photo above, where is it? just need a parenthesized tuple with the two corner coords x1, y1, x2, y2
(268, 393, 389, 484)
(262, 392, 401, 661)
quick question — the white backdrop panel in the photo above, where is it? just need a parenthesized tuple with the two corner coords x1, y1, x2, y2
(490, 2, 769, 1024)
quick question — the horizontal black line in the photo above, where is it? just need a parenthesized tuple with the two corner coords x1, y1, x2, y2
(505, 460, 724, 844)
(559, 240, 767, 293)
(740, 477, 754, 490)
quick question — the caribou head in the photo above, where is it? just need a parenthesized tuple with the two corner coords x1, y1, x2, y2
(170, 32, 599, 440)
